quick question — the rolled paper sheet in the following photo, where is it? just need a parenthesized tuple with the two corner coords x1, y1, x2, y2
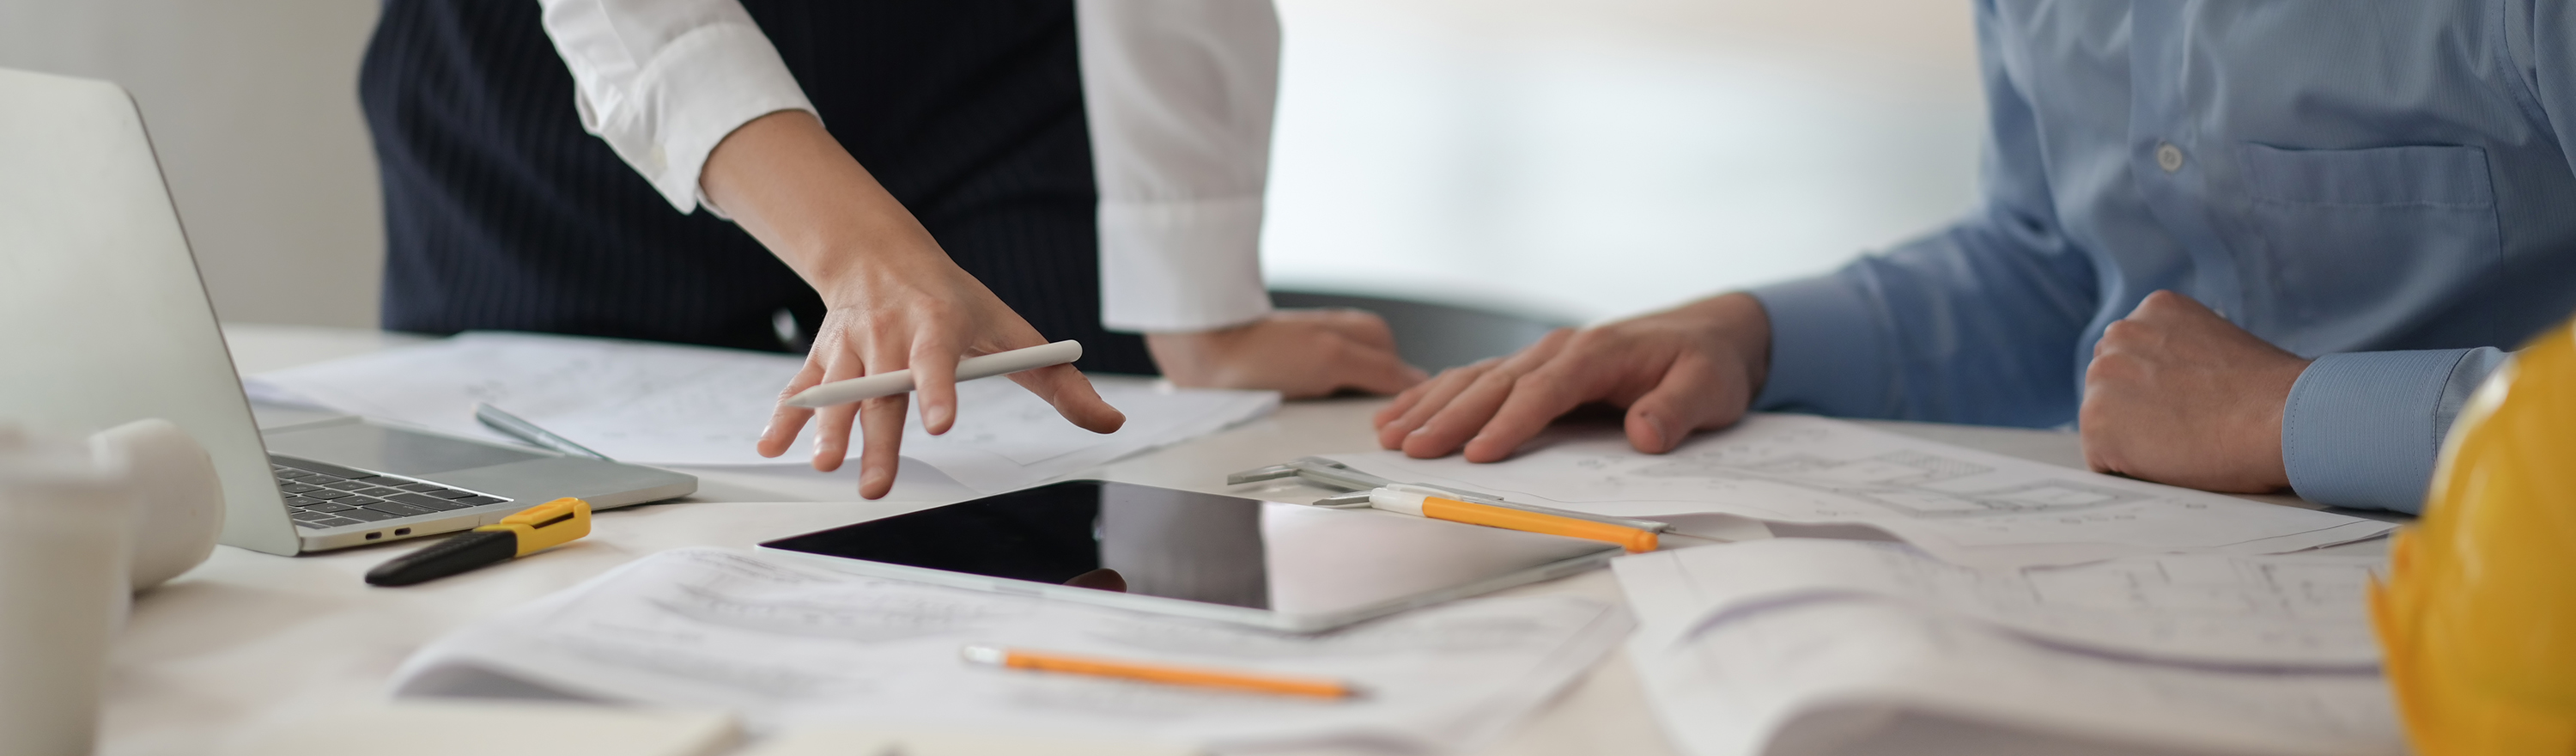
(91, 418, 224, 592)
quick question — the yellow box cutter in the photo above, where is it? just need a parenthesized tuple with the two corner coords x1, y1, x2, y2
(365, 497, 592, 586)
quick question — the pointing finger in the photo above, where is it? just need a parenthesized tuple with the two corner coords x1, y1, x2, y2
(761, 354, 829, 459)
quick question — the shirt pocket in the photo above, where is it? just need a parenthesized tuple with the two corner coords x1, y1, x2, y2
(2237, 143, 2500, 354)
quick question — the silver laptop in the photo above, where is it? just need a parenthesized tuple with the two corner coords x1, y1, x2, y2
(0, 68, 696, 555)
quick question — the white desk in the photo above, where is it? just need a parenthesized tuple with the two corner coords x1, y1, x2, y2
(96, 325, 2370, 756)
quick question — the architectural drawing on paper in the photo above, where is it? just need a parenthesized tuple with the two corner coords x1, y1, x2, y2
(653, 584, 1014, 643)
(1637, 449, 2148, 518)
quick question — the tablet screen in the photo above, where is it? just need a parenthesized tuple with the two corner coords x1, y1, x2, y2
(759, 480, 1616, 618)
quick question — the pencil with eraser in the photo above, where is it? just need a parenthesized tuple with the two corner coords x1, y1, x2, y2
(1368, 487, 1660, 553)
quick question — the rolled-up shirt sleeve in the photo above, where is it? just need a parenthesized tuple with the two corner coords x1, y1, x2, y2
(1076, 0, 1280, 333)
(2281, 347, 2510, 513)
(537, 0, 815, 216)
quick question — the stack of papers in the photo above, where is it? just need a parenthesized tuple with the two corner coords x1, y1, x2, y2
(392, 548, 1633, 753)
(246, 332, 1279, 493)
(1614, 539, 2404, 756)
(1326, 413, 2392, 568)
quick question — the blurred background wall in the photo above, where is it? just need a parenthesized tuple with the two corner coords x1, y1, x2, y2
(1262, 0, 1984, 324)
(0, 0, 1980, 330)
(0, 0, 384, 328)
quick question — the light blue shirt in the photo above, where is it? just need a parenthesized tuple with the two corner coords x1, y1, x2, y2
(1748, 0, 2576, 513)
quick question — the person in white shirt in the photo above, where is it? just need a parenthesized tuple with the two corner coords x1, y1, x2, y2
(360, 1, 1423, 498)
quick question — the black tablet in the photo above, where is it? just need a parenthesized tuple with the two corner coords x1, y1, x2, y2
(757, 479, 1619, 631)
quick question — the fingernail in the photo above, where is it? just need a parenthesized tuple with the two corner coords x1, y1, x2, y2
(1637, 418, 1667, 449)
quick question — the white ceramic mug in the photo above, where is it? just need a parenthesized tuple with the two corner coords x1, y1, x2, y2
(0, 418, 222, 756)
(0, 430, 136, 756)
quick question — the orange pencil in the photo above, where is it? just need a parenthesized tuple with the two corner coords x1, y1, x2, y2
(960, 645, 1359, 699)
(1369, 489, 1659, 553)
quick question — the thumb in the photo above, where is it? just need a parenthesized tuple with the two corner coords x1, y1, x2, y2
(1623, 356, 1747, 454)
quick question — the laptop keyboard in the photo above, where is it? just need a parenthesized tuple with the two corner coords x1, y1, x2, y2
(270, 456, 510, 530)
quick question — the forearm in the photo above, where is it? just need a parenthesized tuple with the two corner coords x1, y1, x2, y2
(1749, 223, 2097, 426)
(700, 111, 939, 295)
(1751, 0, 2092, 426)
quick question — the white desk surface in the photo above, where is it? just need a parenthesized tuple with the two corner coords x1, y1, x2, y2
(96, 324, 2374, 756)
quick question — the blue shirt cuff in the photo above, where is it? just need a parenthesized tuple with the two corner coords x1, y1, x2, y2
(1748, 274, 1893, 418)
(2281, 348, 2506, 513)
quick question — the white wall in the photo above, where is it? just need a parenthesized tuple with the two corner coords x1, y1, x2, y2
(0, 0, 384, 328)
(1263, 0, 1985, 323)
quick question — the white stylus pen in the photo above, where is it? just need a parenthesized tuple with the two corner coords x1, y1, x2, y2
(781, 340, 1084, 409)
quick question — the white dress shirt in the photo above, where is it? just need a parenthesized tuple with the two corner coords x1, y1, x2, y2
(536, 0, 1279, 333)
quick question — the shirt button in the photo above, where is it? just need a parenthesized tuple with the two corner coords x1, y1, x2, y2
(2156, 143, 2184, 173)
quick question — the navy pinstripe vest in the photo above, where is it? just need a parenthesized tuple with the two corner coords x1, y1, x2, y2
(358, 0, 1157, 374)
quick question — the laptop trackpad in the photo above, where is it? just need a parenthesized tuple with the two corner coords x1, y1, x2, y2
(262, 420, 544, 477)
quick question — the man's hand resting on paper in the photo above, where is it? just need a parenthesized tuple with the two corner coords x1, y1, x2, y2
(705, 111, 1124, 499)
(1371, 293, 1772, 461)
(1370, 285, 2309, 495)
(2081, 290, 2308, 492)
(1148, 309, 1429, 399)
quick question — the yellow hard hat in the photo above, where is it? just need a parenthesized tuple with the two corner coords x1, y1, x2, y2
(2372, 319, 2576, 753)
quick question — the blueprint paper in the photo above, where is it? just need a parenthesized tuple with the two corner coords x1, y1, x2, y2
(391, 548, 1631, 753)
(246, 332, 1278, 492)
(1623, 540, 2383, 670)
(1614, 540, 2403, 756)
(1327, 414, 2391, 568)
(1627, 602, 2402, 756)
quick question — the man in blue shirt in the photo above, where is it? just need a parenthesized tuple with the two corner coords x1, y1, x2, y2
(1375, 1, 2576, 514)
